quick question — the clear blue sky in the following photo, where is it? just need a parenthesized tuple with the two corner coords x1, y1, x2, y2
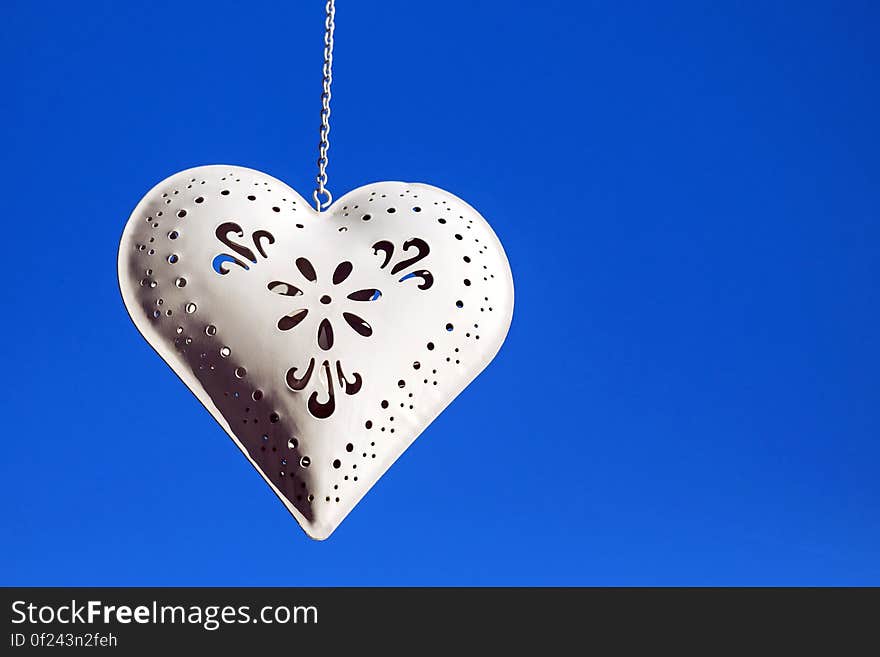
(2, 0, 878, 585)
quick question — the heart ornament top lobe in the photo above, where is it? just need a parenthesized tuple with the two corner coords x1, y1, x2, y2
(118, 165, 514, 539)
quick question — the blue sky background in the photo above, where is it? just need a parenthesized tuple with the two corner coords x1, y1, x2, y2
(1, 0, 878, 585)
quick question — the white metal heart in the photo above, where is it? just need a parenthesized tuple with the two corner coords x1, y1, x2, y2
(118, 165, 514, 539)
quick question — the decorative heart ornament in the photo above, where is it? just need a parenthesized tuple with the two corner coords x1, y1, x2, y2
(118, 165, 514, 539)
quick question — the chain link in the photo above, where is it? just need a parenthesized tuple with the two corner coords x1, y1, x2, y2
(313, 0, 336, 211)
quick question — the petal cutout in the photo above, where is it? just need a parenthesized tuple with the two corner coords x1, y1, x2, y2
(317, 318, 334, 350)
(268, 280, 303, 296)
(347, 288, 382, 302)
(278, 309, 308, 331)
(343, 312, 373, 337)
(333, 261, 353, 285)
(296, 257, 317, 282)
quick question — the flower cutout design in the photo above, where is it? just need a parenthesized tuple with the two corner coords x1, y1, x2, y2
(259, 244, 433, 420)
(268, 257, 381, 351)
(266, 257, 381, 419)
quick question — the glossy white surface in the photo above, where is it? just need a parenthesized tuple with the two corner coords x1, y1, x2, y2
(118, 165, 514, 539)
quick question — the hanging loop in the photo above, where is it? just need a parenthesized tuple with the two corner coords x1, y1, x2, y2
(314, 0, 336, 213)
(313, 188, 333, 211)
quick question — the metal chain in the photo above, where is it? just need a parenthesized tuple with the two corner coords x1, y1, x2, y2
(313, 0, 336, 211)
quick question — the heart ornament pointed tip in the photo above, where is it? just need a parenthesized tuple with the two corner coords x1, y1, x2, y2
(118, 165, 514, 539)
